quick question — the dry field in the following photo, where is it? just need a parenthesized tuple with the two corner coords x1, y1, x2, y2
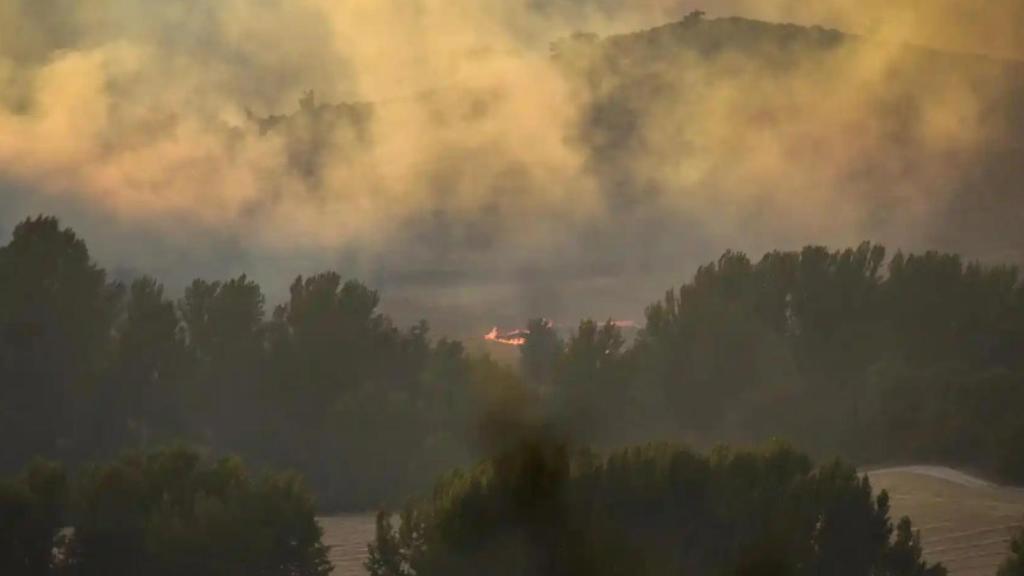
(868, 467, 1024, 576)
(320, 467, 1024, 576)
(320, 514, 377, 576)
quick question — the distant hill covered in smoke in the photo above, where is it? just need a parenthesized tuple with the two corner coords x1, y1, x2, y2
(246, 13, 1024, 336)
(3, 10, 1022, 339)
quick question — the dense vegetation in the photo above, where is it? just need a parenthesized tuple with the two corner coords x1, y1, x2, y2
(0, 216, 506, 511)
(3, 12, 1023, 574)
(368, 438, 945, 576)
(531, 244, 1024, 482)
(2, 216, 1024, 513)
(0, 448, 329, 576)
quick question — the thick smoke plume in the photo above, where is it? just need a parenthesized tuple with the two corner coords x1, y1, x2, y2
(1, 0, 1021, 333)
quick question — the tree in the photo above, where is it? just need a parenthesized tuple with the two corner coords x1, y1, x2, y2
(369, 442, 945, 576)
(556, 319, 627, 442)
(267, 274, 392, 432)
(882, 517, 946, 576)
(0, 216, 118, 469)
(519, 318, 562, 389)
(100, 277, 189, 452)
(683, 10, 706, 25)
(0, 461, 67, 576)
(179, 275, 266, 451)
(64, 448, 331, 576)
(3, 215, 1023, 514)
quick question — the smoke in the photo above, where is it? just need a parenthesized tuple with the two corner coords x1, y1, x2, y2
(722, 0, 1024, 59)
(0, 0, 1021, 333)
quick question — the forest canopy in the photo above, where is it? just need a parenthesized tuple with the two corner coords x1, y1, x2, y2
(0, 447, 330, 576)
(2, 215, 1024, 512)
(368, 439, 945, 576)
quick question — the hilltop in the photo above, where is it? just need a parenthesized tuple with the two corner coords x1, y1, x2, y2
(247, 13, 1024, 339)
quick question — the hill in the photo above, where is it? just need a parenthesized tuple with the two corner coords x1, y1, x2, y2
(557, 15, 1024, 262)
(869, 467, 1024, 576)
(251, 14, 1024, 336)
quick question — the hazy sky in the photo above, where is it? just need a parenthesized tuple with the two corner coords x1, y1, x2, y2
(1, 0, 1022, 336)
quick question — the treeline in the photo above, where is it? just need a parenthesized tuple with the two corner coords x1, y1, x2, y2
(529, 244, 1024, 482)
(369, 438, 945, 576)
(1, 448, 329, 576)
(0, 216, 511, 511)
(3, 216, 1024, 512)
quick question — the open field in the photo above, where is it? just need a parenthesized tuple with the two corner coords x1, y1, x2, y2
(321, 467, 1024, 576)
(868, 467, 1024, 576)
(320, 515, 377, 576)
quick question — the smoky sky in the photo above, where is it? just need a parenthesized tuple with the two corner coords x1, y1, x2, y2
(1, 0, 1023, 337)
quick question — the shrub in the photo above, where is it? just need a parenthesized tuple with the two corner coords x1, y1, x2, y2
(1, 448, 331, 576)
(369, 440, 945, 576)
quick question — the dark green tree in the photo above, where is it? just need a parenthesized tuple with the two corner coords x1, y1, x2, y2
(882, 517, 946, 576)
(100, 277, 189, 453)
(0, 216, 118, 469)
(556, 319, 627, 443)
(519, 318, 563, 389)
(64, 448, 331, 576)
(179, 275, 266, 451)
(0, 461, 67, 576)
(369, 442, 945, 576)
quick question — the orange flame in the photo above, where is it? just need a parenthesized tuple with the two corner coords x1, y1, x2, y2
(483, 320, 637, 347)
(484, 327, 527, 346)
